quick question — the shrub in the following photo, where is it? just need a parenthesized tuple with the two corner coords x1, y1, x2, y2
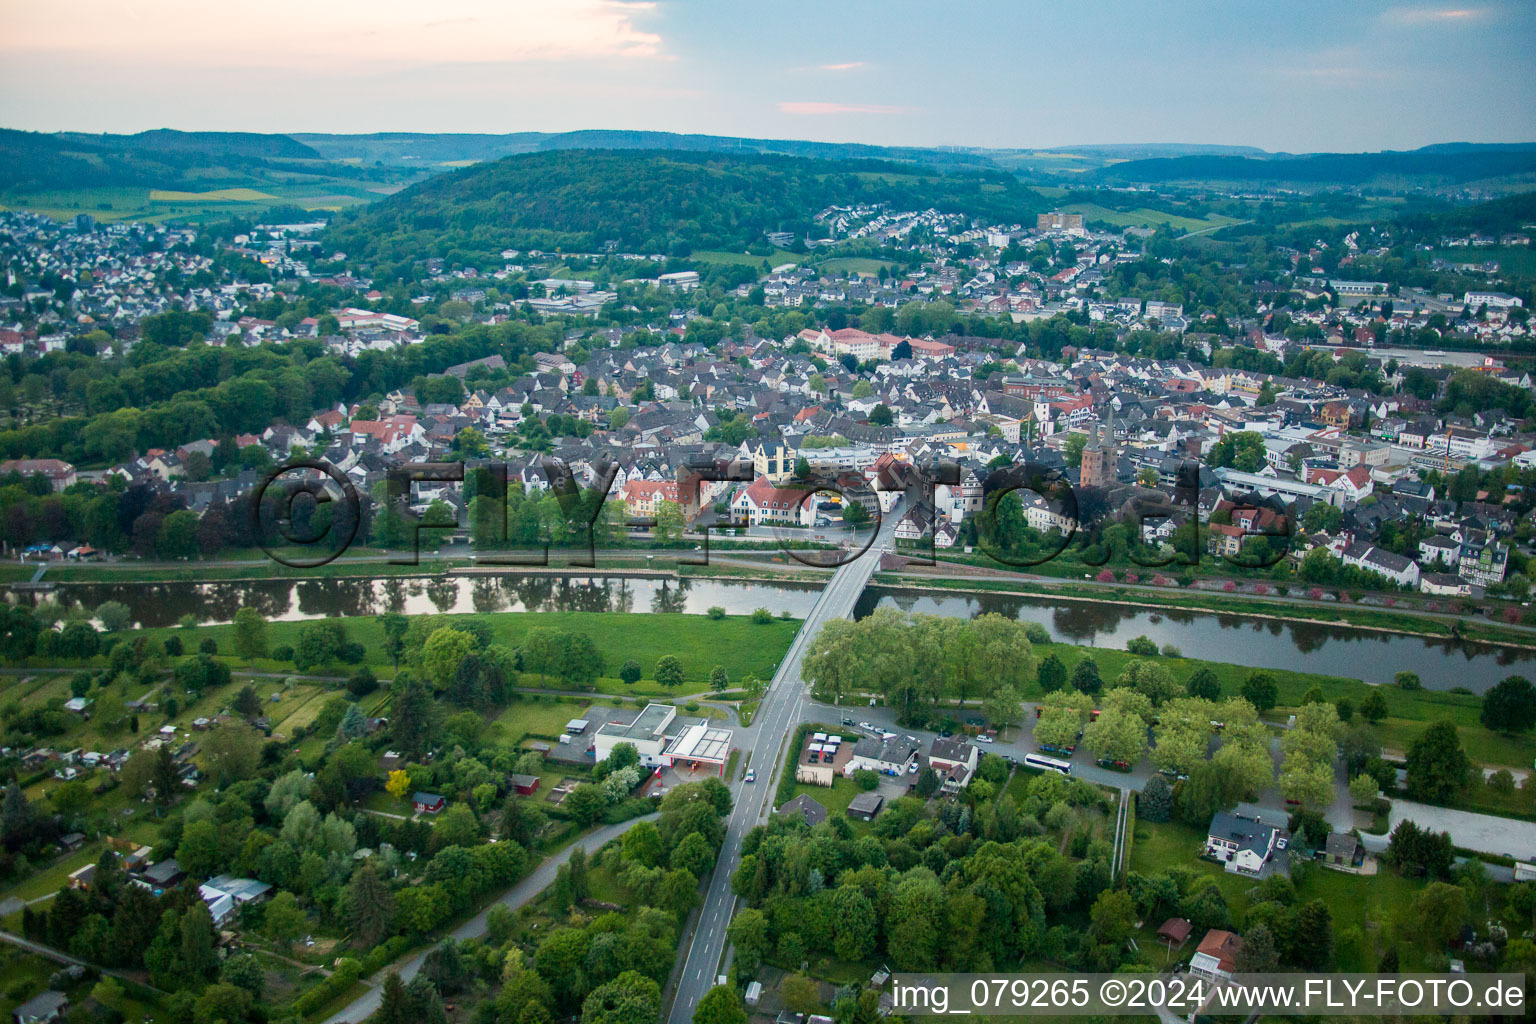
(706, 606, 726, 620)
(163, 636, 183, 657)
(750, 607, 774, 624)
(272, 645, 294, 663)
(853, 769, 879, 791)
(198, 637, 218, 655)
(1024, 622, 1050, 644)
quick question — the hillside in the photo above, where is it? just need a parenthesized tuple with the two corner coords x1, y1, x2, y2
(0, 128, 328, 192)
(1092, 143, 1536, 188)
(296, 129, 1006, 173)
(322, 148, 1047, 262)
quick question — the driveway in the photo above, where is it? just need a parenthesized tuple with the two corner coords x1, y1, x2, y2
(1386, 799, 1536, 860)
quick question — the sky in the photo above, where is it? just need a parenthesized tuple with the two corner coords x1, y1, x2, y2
(1, 0, 1533, 152)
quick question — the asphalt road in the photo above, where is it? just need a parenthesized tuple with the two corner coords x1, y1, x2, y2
(665, 507, 901, 1023)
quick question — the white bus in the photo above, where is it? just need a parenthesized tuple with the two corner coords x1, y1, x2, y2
(1023, 752, 1072, 775)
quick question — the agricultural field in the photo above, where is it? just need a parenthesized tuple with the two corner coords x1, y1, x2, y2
(1062, 202, 1243, 233)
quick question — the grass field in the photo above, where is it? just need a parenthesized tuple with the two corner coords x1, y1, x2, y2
(815, 256, 895, 276)
(149, 187, 281, 202)
(1128, 817, 1422, 956)
(1062, 203, 1242, 233)
(691, 248, 804, 267)
(140, 609, 800, 687)
(2, 175, 388, 224)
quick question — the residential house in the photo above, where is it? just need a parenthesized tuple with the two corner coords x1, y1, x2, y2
(776, 793, 828, 826)
(1205, 809, 1290, 875)
(1189, 930, 1244, 983)
(413, 792, 446, 814)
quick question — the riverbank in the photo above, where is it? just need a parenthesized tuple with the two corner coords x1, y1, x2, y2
(878, 572, 1536, 650)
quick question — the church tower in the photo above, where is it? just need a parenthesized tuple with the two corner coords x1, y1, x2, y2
(1080, 418, 1116, 490)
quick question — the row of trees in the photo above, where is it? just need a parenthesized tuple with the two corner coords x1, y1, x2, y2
(803, 609, 1038, 724)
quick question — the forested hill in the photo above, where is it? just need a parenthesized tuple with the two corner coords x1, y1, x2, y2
(1092, 143, 1536, 186)
(322, 149, 1047, 262)
(0, 129, 325, 191)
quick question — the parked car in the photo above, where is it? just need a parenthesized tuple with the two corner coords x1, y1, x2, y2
(841, 717, 857, 727)
(1096, 758, 1132, 772)
(907, 761, 919, 774)
(975, 734, 994, 743)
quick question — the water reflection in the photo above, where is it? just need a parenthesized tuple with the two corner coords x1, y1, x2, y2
(853, 586, 1536, 694)
(30, 574, 824, 629)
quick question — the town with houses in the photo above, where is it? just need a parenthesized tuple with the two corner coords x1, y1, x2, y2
(2, 161, 1536, 1024)
(0, 202, 1532, 606)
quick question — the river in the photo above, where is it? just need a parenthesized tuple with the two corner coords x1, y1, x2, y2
(18, 574, 1533, 693)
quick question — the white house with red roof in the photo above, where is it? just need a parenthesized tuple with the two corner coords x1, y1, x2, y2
(619, 479, 681, 519)
(349, 415, 424, 454)
(732, 477, 814, 527)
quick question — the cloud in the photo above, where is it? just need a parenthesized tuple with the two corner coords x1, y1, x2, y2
(819, 61, 867, 71)
(778, 101, 908, 116)
(1378, 6, 1486, 25)
(0, 0, 667, 66)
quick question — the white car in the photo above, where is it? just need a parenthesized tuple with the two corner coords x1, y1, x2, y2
(907, 761, 919, 774)
(744, 768, 756, 783)
(975, 734, 994, 743)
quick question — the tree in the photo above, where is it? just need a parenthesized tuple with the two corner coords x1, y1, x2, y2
(1407, 881, 1470, 951)
(377, 973, 411, 1024)
(180, 901, 219, 980)
(1480, 675, 1536, 734)
(1234, 922, 1279, 972)
(344, 864, 396, 948)
(177, 819, 225, 878)
(1207, 431, 1266, 473)
(263, 890, 307, 951)
(227, 607, 266, 662)
(295, 620, 346, 670)
(565, 783, 605, 825)
(1349, 773, 1379, 806)
(233, 683, 261, 719)
(842, 501, 870, 527)
(1083, 709, 1146, 765)
(1405, 720, 1471, 802)
(219, 953, 265, 998)
(95, 600, 132, 632)
(581, 970, 660, 1024)
(1089, 889, 1136, 946)
(1063, 432, 1088, 468)
(654, 655, 685, 689)
(1186, 668, 1221, 701)
(1241, 671, 1278, 713)
(385, 770, 414, 803)
(1037, 654, 1067, 693)
(868, 404, 893, 426)
(1279, 758, 1334, 810)
(1140, 774, 1172, 822)
(619, 659, 642, 687)
(709, 665, 729, 692)
(1289, 899, 1334, 970)
(780, 974, 821, 1016)
(381, 612, 409, 669)
(915, 766, 941, 798)
(1360, 688, 1389, 725)
(422, 627, 478, 690)
(694, 985, 748, 1024)
(1071, 657, 1102, 695)
(727, 908, 770, 975)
